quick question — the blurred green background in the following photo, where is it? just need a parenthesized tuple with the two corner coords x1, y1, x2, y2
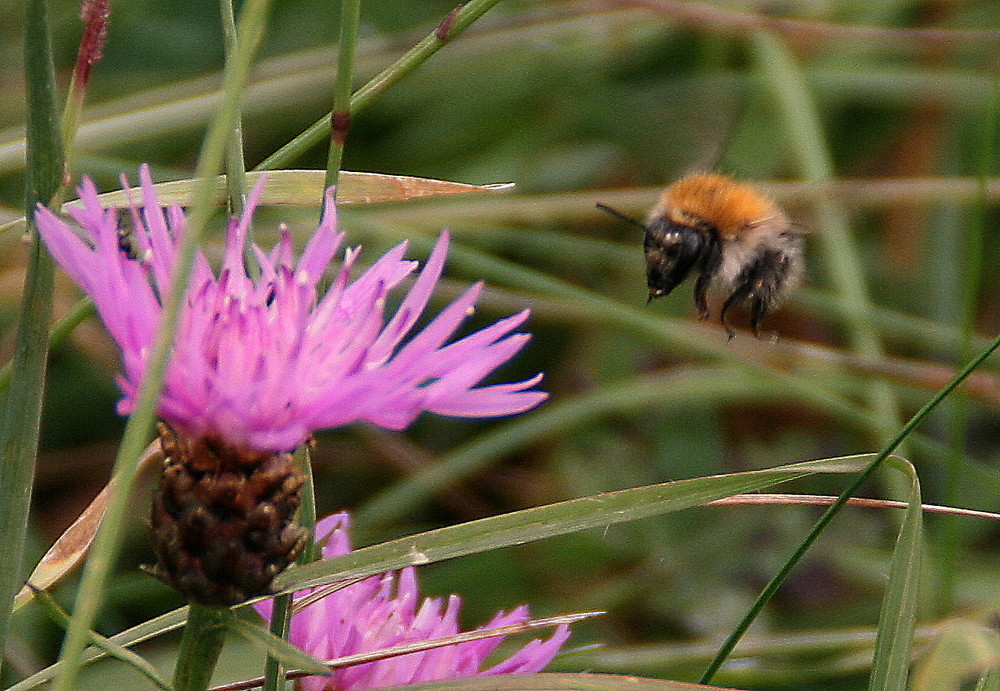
(2, 0, 999, 688)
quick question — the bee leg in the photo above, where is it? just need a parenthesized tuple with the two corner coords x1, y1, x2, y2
(694, 274, 712, 320)
(719, 289, 746, 340)
(693, 233, 722, 321)
(724, 249, 790, 338)
(748, 295, 771, 337)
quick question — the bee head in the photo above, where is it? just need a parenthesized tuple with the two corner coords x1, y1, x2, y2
(643, 219, 708, 302)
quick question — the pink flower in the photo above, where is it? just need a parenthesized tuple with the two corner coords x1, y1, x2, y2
(35, 166, 547, 452)
(255, 513, 570, 691)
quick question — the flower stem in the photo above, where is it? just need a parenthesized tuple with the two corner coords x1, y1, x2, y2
(262, 594, 293, 691)
(256, 0, 507, 172)
(220, 0, 248, 217)
(263, 446, 316, 691)
(62, 0, 109, 178)
(172, 604, 229, 691)
(324, 0, 361, 194)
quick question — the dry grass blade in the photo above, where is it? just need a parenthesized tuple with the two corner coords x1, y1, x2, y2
(210, 611, 603, 691)
(13, 439, 162, 611)
(707, 493, 1000, 522)
(67, 170, 514, 208)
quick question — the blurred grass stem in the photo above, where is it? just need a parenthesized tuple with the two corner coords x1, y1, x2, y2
(752, 32, 905, 491)
(220, 0, 249, 217)
(938, 73, 998, 612)
(50, 0, 274, 687)
(0, 0, 63, 676)
(324, 0, 361, 195)
(256, 0, 507, 172)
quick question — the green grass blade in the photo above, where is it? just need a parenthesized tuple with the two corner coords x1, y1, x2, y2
(227, 614, 330, 676)
(29, 586, 172, 691)
(0, 0, 63, 673)
(7, 606, 189, 691)
(278, 455, 874, 594)
(868, 457, 922, 691)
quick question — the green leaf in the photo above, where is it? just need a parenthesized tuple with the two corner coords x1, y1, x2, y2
(0, 0, 63, 673)
(226, 614, 330, 676)
(868, 456, 923, 691)
(276, 455, 874, 594)
(371, 672, 737, 690)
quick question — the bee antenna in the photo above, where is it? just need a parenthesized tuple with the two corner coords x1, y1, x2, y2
(596, 203, 649, 232)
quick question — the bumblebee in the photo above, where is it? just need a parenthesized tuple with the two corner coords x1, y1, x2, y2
(600, 173, 805, 338)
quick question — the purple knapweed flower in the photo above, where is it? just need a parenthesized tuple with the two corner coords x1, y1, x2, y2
(255, 512, 570, 691)
(34, 165, 547, 453)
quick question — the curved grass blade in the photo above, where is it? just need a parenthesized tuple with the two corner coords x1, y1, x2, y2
(0, 453, 906, 690)
(276, 455, 874, 594)
(28, 585, 171, 691)
(226, 614, 329, 676)
(868, 456, 922, 691)
(13, 440, 161, 611)
(0, 171, 514, 237)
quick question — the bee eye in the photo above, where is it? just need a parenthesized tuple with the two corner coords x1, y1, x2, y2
(664, 244, 681, 257)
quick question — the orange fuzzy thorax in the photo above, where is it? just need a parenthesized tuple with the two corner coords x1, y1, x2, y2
(653, 174, 784, 240)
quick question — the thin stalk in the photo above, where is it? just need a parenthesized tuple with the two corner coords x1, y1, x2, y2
(262, 446, 316, 691)
(0, 0, 63, 674)
(751, 31, 905, 494)
(50, 0, 274, 688)
(939, 73, 998, 612)
(699, 330, 1000, 684)
(324, 0, 361, 194)
(0, 299, 93, 393)
(262, 594, 293, 691)
(220, 0, 248, 217)
(256, 0, 507, 172)
(61, 0, 109, 178)
(171, 604, 229, 691)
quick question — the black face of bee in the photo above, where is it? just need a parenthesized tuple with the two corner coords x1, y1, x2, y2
(643, 219, 713, 304)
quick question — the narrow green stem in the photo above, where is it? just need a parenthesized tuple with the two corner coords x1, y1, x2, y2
(220, 0, 248, 217)
(0, 0, 63, 675)
(172, 604, 229, 691)
(297, 446, 318, 563)
(324, 0, 361, 194)
(263, 446, 316, 691)
(263, 594, 293, 691)
(752, 31, 902, 449)
(61, 0, 108, 179)
(51, 1, 274, 688)
(939, 73, 998, 612)
(0, 298, 93, 394)
(699, 330, 1000, 684)
(256, 0, 507, 172)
